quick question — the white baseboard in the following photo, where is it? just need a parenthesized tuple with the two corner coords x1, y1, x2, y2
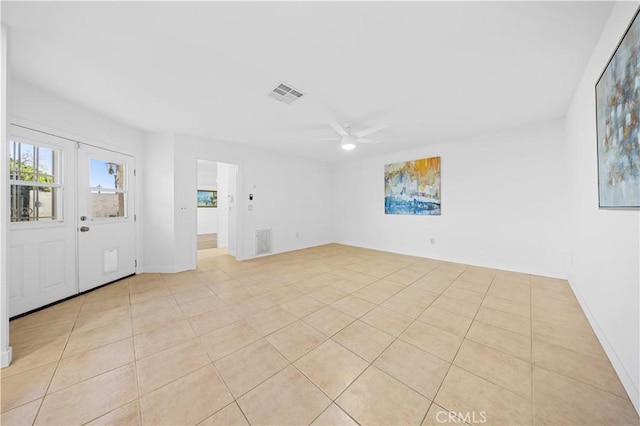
(1, 346, 12, 368)
(568, 279, 640, 415)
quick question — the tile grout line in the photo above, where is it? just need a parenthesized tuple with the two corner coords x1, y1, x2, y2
(241, 262, 438, 424)
(29, 289, 90, 425)
(443, 279, 542, 393)
(218, 256, 351, 425)
(414, 266, 481, 426)
(127, 278, 146, 426)
(66, 280, 138, 424)
(182, 290, 248, 426)
(305, 399, 361, 426)
(422, 266, 498, 426)
(58, 286, 134, 425)
(528, 281, 635, 405)
(136, 272, 237, 422)
(321, 266, 427, 423)
(231, 399, 252, 426)
(322, 265, 469, 425)
(530, 274, 535, 426)
(233, 264, 525, 422)
(27, 282, 130, 423)
(471, 307, 532, 339)
(208, 339, 288, 418)
(12, 248, 630, 425)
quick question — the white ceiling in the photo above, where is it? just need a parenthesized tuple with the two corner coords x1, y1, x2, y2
(2, 1, 612, 163)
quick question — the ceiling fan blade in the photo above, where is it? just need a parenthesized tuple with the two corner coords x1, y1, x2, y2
(355, 124, 386, 138)
(329, 120, 348, 137)
(356, 138, 380, 144)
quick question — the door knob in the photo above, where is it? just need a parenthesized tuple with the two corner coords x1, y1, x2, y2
(80, 226, 90, 232)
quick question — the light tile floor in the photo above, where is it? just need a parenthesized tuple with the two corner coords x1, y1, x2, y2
(2, 244, 639, 425)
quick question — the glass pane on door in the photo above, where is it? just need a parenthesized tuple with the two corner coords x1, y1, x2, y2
(89, 158, 127, 219)
(9, 140, 61, 223)
(90, 158, 124, 190)
(90, 192, 125, 218)
(10, 185, 59, 222)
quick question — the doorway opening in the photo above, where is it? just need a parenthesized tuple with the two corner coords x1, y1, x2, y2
(196, 159, 238, 265)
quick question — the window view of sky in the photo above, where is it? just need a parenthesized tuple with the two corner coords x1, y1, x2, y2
(9, 141, 54, 177)
(90, 158, 122, 190)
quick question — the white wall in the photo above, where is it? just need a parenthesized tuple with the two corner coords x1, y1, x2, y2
(227, 163, 238, 256)
(196, 160, 218, 235)
(1, 25, 12, 368)
(216, 162, 233, 249)
(9, 79, 146, 271)
(10, 80, 144, 157)
(141, 133, 175, 272)
(333, 119, 568, 278)
(170, 133, 333, 266)
(141, 132, 332, 271)
(565, 2, 640, 413)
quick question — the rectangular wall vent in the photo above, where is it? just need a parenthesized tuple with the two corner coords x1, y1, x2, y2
(268, 82, 305, 104)
(255, 229, 273, 256)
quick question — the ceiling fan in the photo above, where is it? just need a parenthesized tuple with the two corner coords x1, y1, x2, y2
(321, 121, 386, 151)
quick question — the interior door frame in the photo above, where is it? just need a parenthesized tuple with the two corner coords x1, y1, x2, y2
(1, 24, 9, 367)
(193, 157, 242, 266)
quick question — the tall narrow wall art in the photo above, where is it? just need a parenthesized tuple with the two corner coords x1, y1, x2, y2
(384, 156, 441, 215)
(596, 7, 640, 208)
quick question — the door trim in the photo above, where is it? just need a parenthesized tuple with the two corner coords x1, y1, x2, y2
(193, 158, 242, 266)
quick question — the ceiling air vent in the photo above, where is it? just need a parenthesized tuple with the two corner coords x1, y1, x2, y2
(268, 82, 305, 105)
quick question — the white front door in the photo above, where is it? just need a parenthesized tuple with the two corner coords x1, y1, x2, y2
(7, 126, 77, 316)
(77, 145, 136, 292)
(7, 127, 137, 316)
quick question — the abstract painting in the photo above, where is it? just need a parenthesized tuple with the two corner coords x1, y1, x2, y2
(385, 156, 441, 215)
(596, 8, 640, 208)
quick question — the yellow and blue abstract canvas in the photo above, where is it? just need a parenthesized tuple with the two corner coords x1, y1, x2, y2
(384, 157, 441, 215)
(596, 9, 640, 208)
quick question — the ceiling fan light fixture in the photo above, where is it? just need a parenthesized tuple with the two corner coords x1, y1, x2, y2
(341, 135, 356, 151)
(341, 142, 356, 151)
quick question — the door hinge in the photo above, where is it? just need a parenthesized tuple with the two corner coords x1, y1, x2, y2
(134, 169, 136, 177)
(134, 214, 137, 222)
(135, 260, 137, 268)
